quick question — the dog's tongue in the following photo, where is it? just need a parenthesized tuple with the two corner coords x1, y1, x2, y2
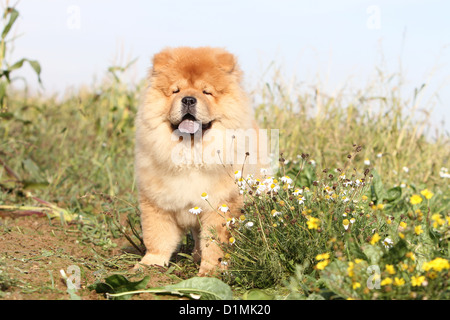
(178, 119, 200, 134)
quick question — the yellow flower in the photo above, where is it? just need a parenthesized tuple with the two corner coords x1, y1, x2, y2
(377, 203, 384, 210)
(347, 262, 355, 277)
(411, 275, 425, 287)
(354, 259, 364, 264)
(422, 257, 450, 272)
(394, 277, 405, 286)
(307, 217, 320, 230)
(228, 237, 235, 244)
(370, 233, 381, 245)
(420, 188, 434, 200)
(414, 225, 424, 235)
(399, 221, 407, 228)
(431, 213, 445, 228)
(385, 264, 396, 275)
(380, 277, 393, 286)
(343, 219, 350, 230)
(406, 252, 416, 261)
(316, 259, 330, 270)
(316, 253, 330, 261)
(352, 282, 361, 290)
(361, 195, 368, 201)
(410, 194, 423, 205)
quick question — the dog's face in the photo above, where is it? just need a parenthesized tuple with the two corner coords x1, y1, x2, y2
(149, 47, 247, 136)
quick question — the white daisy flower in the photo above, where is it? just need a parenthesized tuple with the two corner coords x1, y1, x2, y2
(219, 204, 229, 213)
(377, 153, 383, 158)
(269, 183, 280, 193)
(364, 159, 371, 166)
(440, 167, 450, 178)
(293, 189, 302, 196)
(383, 237, 394, 249)
(402, 167, 409, 173)
(234, 170, 242, 179)
(245, 221, 254, 228)
(281, 175, 293, 185)
(298, 196, 305, 205)
(189, 206, 202, 215)
(201, 192, 208, 200)
(226, 217, 236, 227)
(256, 183, 266, 195)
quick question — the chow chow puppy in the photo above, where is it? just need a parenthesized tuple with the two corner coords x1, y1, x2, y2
(134, 47, 263, 275)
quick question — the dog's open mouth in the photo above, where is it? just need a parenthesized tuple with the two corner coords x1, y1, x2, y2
(172, 114, 213, 134)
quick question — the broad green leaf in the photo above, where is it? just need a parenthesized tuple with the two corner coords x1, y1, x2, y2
(361, 244, 383, 265)
(89, 274, 150, 300)
(242, 289, 274, 300)
(162, 277, 233, 300)
(320, 259, 350, 299)
(385, 186, 402, 202)
(103, 276, 233, 300)
(370, 170, 385, 203)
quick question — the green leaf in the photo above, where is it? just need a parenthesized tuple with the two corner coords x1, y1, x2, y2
(385, 186, 402, 202)
(361, 244, 383, 265)
(22, 158, 42, 181)
(162, 277, 233, 300)
(2, 8, 19, 39)
(103, 276, 233, 300)
(89, 274, 150, 300)
(7, 59, 42, 83)
(370, 170, 385, 203)
(242, 289, 274, 300)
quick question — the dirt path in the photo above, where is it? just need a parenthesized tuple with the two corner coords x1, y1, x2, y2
(0, 216, 175, 300)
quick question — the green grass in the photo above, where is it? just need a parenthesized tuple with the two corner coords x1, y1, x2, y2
(1, 62, 448, 299)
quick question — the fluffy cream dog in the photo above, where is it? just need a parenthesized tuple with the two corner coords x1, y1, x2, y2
(134, 47, 261, 275)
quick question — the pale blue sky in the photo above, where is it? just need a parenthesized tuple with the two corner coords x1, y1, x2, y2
(7, 0, 450, 133)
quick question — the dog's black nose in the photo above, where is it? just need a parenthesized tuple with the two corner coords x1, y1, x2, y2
(181, 96, 197, 107)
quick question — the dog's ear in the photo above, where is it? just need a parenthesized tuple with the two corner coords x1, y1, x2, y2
(151, 48, 173, 76)
(216, 51, 242, 80)
(216, 52, 235, 73)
